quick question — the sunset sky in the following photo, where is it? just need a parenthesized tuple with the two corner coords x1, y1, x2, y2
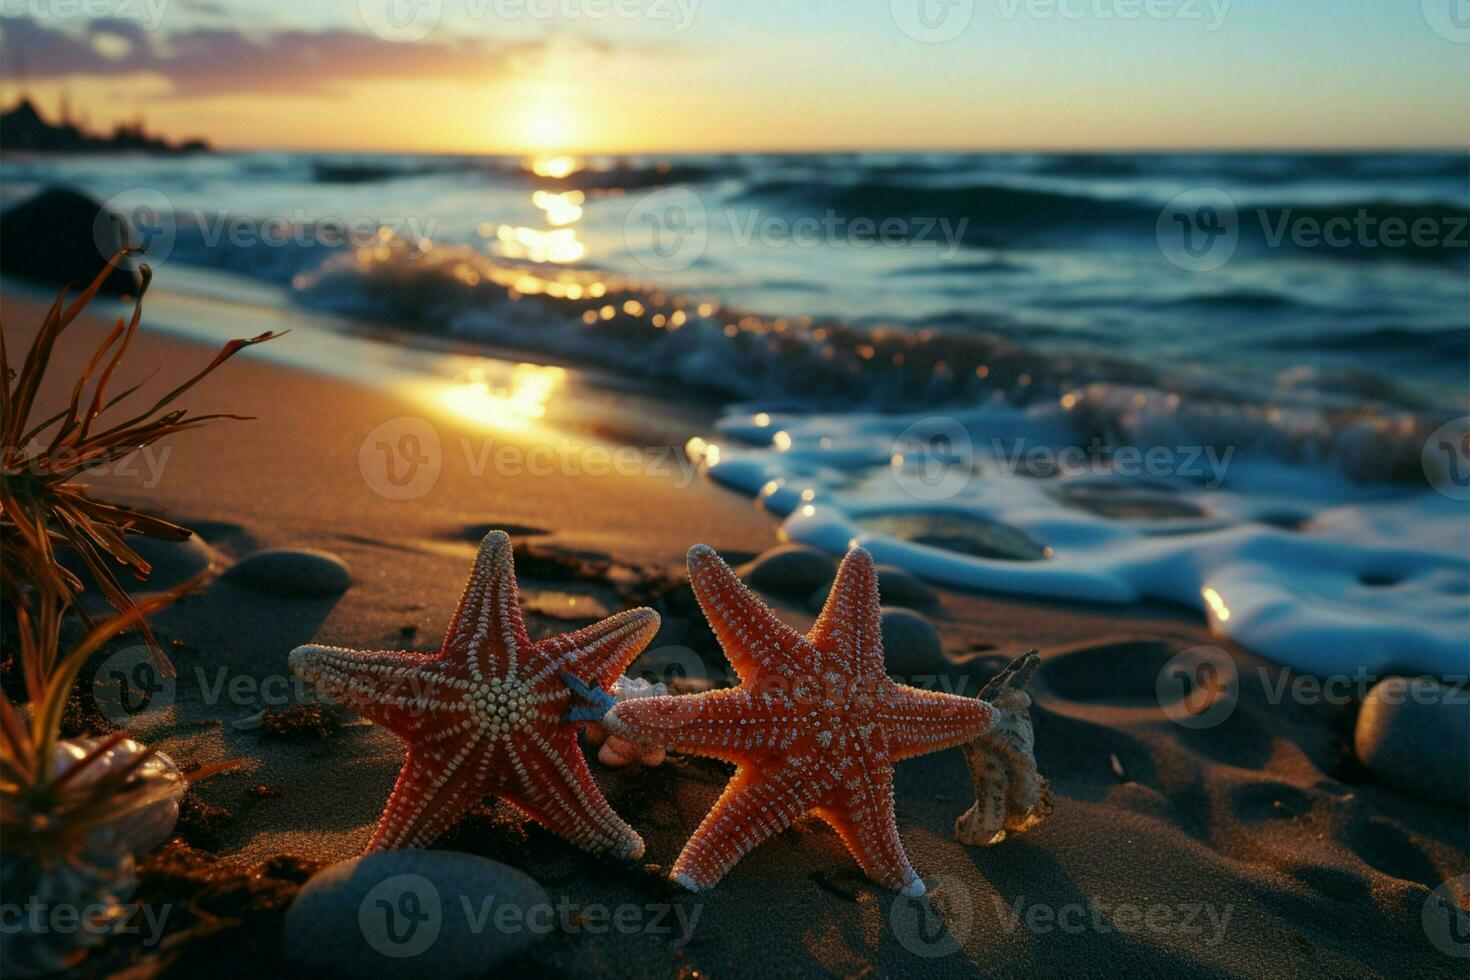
(1, 0, 1466, 153)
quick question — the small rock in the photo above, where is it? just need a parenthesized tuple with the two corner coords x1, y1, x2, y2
(739, 544, 837, 596)
(880, 607, 946, 680)
(807, 566, 939, 612)
(223, 548, 351, 597)
(876, 565, 940, 609)
(63, 532, 218, 613)
(0, 187, 141, 294)
(283, 850, 548, 980)
(1354, 677, 1469, 807)
(128, 534, 219, 587)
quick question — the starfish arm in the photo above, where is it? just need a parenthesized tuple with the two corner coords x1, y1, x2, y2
(529, 606, 661, 690)
(441, 530, 529, 682)
(369, 737, 494, 850)
(604, 688, 785, 764)
(880, 682, 995, 762)
(807, 546, 884, 676)
(502, 729, 644, 859)
(687, 544, 805, 681)
(813, 764, 923, 895)
(670, 767, 817, 891)
(288, 644, 449, 738)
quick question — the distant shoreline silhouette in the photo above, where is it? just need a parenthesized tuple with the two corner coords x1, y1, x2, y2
(0, 97, 209, 155)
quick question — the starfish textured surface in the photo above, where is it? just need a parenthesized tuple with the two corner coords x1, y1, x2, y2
(604, 544, 997, 892)
(288, 531, 659, 858)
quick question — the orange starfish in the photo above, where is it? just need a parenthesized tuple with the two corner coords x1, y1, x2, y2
(605, 544, 999, 895)
(289, 531, 658, 858)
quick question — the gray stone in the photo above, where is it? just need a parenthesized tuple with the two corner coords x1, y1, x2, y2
(224, 548, 351, 597)
(880, 607, 946, 680)
(1354, 677, 1469, 807)
(807, 565, 940, 613)
(128, 534, 219, 587)
(873, 565, 940, 609)
(63, 532, 218, 615)
(0, 187, 142, 295)
(739, 545, 837, 596)
(282, 850, 548, 980)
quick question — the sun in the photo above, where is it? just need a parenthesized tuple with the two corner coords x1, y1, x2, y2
(523, 108, 573, 151)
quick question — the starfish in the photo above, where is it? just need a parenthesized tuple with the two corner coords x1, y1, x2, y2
(288, 530, 659, 858)
(604, 544, 1007, 896)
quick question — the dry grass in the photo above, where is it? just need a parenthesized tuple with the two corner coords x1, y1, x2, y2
(1, 249, 278, 662)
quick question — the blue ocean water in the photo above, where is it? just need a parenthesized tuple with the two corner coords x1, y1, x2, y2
(2, 150, 1465, 410)
(3, 150, 1467, 675)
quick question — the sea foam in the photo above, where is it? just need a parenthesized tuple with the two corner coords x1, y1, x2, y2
(699, 403, 1469, 678)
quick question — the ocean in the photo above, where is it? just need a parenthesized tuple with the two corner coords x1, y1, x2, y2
(2, 149, 1466, 676)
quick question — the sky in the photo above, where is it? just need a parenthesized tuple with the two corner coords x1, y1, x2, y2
(0, 0, 1466, 153)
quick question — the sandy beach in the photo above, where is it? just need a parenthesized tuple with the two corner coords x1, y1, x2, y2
(3, 276, 1464, 979)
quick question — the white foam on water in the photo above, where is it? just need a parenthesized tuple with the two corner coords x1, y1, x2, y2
(697, 402, 1469, 678)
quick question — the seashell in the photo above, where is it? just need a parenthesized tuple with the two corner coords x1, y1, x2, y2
(0, 738, 184, 977)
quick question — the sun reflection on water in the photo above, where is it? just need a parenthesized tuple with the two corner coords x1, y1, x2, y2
(435, 362, 567, 432)
(530, 154, 581, 179)
(486, 156, 590, 265)
(1202, 587, 1232, 623)
(492, 224, 586, 264)
(532, 189, 585, 226)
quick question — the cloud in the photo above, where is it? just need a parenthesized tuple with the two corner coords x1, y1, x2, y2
(0, 16, 568, 97)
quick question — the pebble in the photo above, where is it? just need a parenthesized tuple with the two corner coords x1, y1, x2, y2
(880, 607, 946, 680)
(1354, 677, 1469, 807)
(128, 534, 218, 586)
(874, 565, 940, 609)
(739, 545, 837, 596)
(282, 850, 548, 979)
(0, 187, 142, 294)
(223, 548, 351, 597)
(808, 565, 940, 612)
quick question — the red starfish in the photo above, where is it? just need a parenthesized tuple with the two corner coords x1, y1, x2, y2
(289, 531, 658, 858)
(605, 544, 997, 895)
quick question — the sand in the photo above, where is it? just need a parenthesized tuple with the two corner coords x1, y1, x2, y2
(3, 280, 1466, 978)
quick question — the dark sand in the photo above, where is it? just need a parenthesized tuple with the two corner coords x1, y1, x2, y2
(3, 281, 1466, 978)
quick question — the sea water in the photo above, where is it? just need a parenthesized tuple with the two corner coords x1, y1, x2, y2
(2, 150, 1465, 675)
